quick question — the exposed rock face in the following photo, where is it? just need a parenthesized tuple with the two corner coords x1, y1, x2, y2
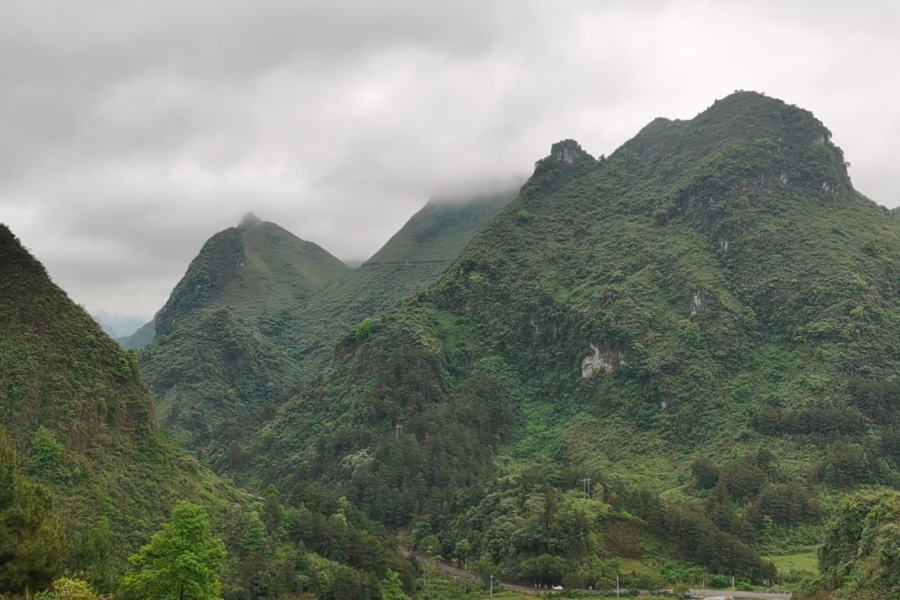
(691, 290, 709, 315)
(550, 139, 594, 164)
(581, 344, 625, 378)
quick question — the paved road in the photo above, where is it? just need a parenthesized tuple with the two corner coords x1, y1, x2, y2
(689, 592, 791, 599)
(401, 550, 791, 599)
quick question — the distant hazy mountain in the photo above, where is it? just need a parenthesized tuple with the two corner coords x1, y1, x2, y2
(116, 318, 156, 350)
(275, 189, 519, 381)
(91, 309, 150, 338)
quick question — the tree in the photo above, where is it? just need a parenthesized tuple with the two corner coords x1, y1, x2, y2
(121, 501, 226, 600)
(690, 457, 720, 490)
(380, 569, 408, 600)
(36, 577, 99, 600)
(66, 517, 116, 592)
(0, 428, 64, 596)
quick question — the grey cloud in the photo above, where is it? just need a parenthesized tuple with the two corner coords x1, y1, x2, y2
(1, 0, 899, 315)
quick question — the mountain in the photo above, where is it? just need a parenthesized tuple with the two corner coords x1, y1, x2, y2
(117, 318, 155, 350)
(0, 223, 415, 599)
(137, 213, 350, 464)
(0, 223, 241, 589)
(91, 310, 149, 338)
(250, 91, 900, 584)
(273, 189, 518, 381)
(139, 194, 515, 476)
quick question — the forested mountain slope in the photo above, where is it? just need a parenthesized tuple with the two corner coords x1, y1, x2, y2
(117, 318, 155, 350)
(140, 193, 514, 476)
(0, 223, 415, 600)
(251, 91, 900, 583)
(274, 191, 517, 382)
(138, 215, 350, 464)
(0, 223, 240, 589)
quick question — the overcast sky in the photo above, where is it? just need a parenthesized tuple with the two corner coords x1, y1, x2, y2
(2, 0, 900, 317)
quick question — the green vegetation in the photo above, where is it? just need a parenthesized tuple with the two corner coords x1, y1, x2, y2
(0, 224, 417, 600)
(9, 90, 900, 597)
(121, 502, 226, 600)
(764, 549, 818, 577)
(0, 428, 64, 596)
(118, 319, 155, 350)
(138, 194, 514, 478)
(797, 490, 900, 599)
(35, 578, 101, 600)
(245, 91, 900, 587)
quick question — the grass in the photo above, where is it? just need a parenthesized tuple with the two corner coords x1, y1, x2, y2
(619, 558, 648, 574)
(421, 574, 530, 600)
(763, 548, 819, 575)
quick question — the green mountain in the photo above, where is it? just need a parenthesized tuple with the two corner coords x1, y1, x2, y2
(0, 223, 416, 600)
(0, 223, 241, 588)
(140, 194, 514, 476)
(117, 318, 155, 350)
(250, 91, 900, 585)
(274, 190, 517, 382)
(138, 214, 350, 464)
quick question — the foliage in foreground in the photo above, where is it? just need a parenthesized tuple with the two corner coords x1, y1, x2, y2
(121, 502, 226, 600)
(798, 490, 900, 599)
(0, 428, 64, 596)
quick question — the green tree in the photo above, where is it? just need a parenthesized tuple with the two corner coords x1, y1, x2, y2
(0, 428, 65, 596)
(36, 577, 99, 600)
(380, 569, 408, 600)
(418, 534, 440, 556)
(690, 457, 720, 490)
(121, 501, 226, 600)
(30, 426, 65, 480)
(66, 517, 116, 592)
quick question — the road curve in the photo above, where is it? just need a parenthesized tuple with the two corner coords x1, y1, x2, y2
(399, 550, 791, 599)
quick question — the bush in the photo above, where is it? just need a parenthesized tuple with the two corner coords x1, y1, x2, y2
(36, 578, 98, 600)
(691, 457, 720, 490)
(719, 460, 766, 501)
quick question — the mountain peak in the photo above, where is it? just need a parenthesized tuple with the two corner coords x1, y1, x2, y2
(238, 211, 262, 228)
(550, 139, 594, 164)
(0, 223, 48, 280)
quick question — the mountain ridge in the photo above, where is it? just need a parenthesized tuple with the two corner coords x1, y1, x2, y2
(245, 91, 900, 585)
(0, 222, 419, 599)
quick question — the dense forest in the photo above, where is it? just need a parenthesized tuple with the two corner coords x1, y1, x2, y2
(0, 224, 415, 600)
(6, 91, 900, 599)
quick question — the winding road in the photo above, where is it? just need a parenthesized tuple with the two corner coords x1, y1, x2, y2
(401, 550, 791, 599)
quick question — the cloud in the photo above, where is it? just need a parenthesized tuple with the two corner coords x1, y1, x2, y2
(1, 0, 899, 315)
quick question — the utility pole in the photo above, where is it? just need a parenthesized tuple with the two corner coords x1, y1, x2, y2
(616, 574, 620, 598)
(394, 423, 404, 438)
(581, 477, 591, 499)
(490, 575, 494, 598)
